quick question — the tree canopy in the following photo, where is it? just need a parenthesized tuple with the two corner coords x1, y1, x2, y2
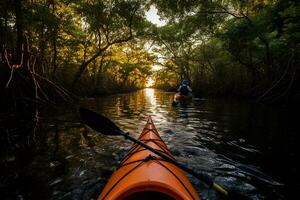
(1, 0, 299, 108)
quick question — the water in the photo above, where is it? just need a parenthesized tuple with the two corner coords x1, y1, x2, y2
(1, 89, 299, 200)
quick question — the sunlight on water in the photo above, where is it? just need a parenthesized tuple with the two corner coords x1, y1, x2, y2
(7, 89, 293, 200)
(144, 88, 156, 106)
(143, 89, 169, 125)
(115, 97, 121, 117)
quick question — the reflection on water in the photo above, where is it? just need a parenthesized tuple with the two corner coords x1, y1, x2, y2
(145, 88, 156, 106)
(2, 89, 299, 200)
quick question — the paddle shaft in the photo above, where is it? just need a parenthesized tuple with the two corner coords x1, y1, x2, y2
(117, 130, 229, 195)
(79, 107, 252, 199)
(120, 130, 229, 196)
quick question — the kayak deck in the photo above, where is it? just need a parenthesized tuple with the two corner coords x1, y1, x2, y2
(98, 117, 201, 200)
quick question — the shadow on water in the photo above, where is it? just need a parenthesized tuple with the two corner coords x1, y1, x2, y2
(1, 88, 299, 199)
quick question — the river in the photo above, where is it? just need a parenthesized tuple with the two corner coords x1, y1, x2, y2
(1, 89, 299, 200)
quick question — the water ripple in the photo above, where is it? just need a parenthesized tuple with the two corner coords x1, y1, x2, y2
(12, 88, 296, 200)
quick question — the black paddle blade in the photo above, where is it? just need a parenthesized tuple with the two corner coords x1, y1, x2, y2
(79, 107, 122, 136)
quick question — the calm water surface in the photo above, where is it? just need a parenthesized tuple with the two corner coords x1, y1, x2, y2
(5, 89, 299, 200)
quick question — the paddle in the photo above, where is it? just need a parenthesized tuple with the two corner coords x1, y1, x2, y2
(79, 107, 251, 200)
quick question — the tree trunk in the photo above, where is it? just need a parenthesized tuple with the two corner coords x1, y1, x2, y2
(51, 31, 58, 80)
(71, 50, 104, 89)
(51, 2, 58, 80)
(14, 0, 24, 65)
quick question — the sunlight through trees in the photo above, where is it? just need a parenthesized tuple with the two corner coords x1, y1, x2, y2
(1, 0, 299, 107)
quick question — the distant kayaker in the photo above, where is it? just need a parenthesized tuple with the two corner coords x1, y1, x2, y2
(177, 79, 192, 96)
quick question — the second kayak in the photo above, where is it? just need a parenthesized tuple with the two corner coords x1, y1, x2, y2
(173, 93, 193, 104)
(98, 116, 201, 200)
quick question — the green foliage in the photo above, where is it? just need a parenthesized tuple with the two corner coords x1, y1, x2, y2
(1, 0, 299, 104)
(0, 0, 156, 100)
(151, 0, 300, 103)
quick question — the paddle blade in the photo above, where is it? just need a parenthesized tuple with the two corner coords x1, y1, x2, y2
(79, 107, 122, 136)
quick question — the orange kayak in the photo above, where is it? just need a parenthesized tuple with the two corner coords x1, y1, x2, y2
(174, 93, 193, 103)
(98, 116, 201, 200)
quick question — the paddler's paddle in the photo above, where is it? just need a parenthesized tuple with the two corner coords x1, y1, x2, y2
(79, 107, 251, 200)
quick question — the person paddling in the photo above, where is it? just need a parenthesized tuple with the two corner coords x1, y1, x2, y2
(172, 79, 193, 106)
(178, 79, 192, 96)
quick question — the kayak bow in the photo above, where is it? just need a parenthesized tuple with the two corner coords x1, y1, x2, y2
(98, 116, 201, 200)
(80, 107, 251, 200)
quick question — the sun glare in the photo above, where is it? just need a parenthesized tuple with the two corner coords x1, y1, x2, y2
(144, 88, 156, 106)
(145, 5, 166, 27)
(152, 65, 162, 71)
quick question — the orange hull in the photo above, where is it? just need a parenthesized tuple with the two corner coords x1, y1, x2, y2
(98, 117, 201, 200)
(174, 93, 193, 103)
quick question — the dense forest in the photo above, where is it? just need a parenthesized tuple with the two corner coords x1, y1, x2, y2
(1, 0, 299, 112)
(152, 0, 300, 104)
(0, 0, 300, 199)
